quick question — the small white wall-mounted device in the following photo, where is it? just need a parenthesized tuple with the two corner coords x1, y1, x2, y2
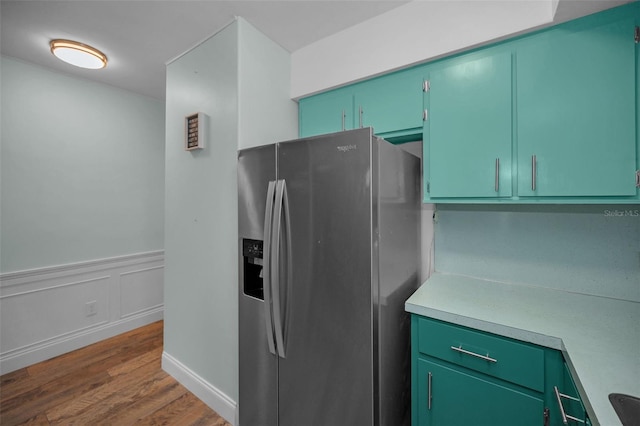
(185, 112, 207, 151)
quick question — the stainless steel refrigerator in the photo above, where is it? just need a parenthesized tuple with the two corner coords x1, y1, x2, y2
(238, 128, 420, 426)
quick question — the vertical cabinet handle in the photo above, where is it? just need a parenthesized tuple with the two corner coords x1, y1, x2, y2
(428, 372, 433, 410)
(531, 155, 537, 191)
(341, 110, 346, 131)
(635, 170, 640, 188)
(359, 105, 363, 128)
(495, 158, 500, 192)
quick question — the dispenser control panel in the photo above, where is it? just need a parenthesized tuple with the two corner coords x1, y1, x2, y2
(242, 239, 264, 300)
(243, 239, 263, 259)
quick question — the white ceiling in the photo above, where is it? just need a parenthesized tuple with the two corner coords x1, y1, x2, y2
(0, 0, 409, 100)
(0, 0, 631, 101)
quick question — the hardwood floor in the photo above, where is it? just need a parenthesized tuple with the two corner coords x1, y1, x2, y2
(0, 321, 231, 425)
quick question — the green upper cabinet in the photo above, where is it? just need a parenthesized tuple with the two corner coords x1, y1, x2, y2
(426, 50, 513, 199)
(298, 67, 425, 140)
(298, 2, 640, 203)
(355, 67, 425, 137)
(516, 18, 637, 197)
(298, 88, 354, 137)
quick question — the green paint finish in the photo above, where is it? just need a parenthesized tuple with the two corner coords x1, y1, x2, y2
(356, 67, 424, 135)
(299, 67, 424, 139)
(416, 358, 544, 426)
(411, 314, 577, 426)
(417, 316, 545, 392)
(299, 2, 639, 203)
(427, 51, 513, 199)
(517, 18, 637, 197)
(298, 88, 353, 137)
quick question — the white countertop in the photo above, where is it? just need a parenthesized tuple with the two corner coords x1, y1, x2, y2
(405, 272, 640, 426)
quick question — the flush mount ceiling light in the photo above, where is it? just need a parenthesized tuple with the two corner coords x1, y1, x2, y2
(50, 39, 107, 69)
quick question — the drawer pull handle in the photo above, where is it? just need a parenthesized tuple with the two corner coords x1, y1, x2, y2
(554, 386, 585, 424)
(450, 345, 497, 363)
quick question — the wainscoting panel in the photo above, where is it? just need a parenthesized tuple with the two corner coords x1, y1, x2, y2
(120, 266, 164, 319)
(0, 251, 164, 374)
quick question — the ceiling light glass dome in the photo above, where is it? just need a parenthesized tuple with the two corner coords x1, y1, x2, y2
(50, 39, 107, 69)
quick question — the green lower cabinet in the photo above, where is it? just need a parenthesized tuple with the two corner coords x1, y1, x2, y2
(411, 315, 589, 426)
(416, 358, 544, 426)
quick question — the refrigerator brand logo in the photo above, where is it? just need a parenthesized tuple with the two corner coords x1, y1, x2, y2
(336, 144, 357, 152)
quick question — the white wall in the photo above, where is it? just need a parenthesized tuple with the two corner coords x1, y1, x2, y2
(291, 0, 555, 98)
(1, 56, 165, 272)
(163, 21, 240, 422)
(0, 56, 165, 374)
(434, 205, 640, 302)
(162, 19, 296, 425)
(238, 19, 298, 149)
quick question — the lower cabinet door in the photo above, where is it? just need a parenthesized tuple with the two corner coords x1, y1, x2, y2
(416, 358, 544, 426)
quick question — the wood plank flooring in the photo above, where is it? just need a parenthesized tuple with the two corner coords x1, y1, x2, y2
(0, 321, 231, 426)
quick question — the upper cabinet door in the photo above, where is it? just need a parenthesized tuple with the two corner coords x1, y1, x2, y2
(427, 51, 513, 198)
(298, 89, 353, 138)
(517, 19, 637, 197)
(356, 67, 425, 135)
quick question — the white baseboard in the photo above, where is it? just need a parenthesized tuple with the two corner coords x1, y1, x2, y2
(162, 351, 237, 426)
(0, 251, 164, 374)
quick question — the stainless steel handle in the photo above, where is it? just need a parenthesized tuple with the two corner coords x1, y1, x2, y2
(341, 110, 346, 131)
(428, 372, 433, 410)
(262, 181, 277, 356)
(554, 386, 585, 424)
(359, 105, 363, 128)
(271, 180, 289, 359)
(532, 155, 537, 191)
(450, 345, 497, 363)
(495, 158, 500, 192)
(635, 170, 640, 188)
(282, 180, 293, 354)
(555, 386, 569, 425)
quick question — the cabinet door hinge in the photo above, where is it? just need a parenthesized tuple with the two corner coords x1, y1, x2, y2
(423, 109, 428, 121)
(423, 80, 431, 92)
(635, 26, 640, 43)
(543, 407, 550, 426)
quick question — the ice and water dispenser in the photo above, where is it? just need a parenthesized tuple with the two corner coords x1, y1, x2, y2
(242, 238, 264, 300)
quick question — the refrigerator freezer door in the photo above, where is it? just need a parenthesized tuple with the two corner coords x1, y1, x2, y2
(276, 129, 375, 426)
(238, 145, 278, 426)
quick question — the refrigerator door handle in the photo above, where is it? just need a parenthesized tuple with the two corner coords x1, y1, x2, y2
(262, 180, 277, 356)
(282, 179, 292, 356)
(272, 179, 290, 358)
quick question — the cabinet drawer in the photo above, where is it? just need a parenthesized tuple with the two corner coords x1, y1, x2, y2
(417, 317, 545, 392)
